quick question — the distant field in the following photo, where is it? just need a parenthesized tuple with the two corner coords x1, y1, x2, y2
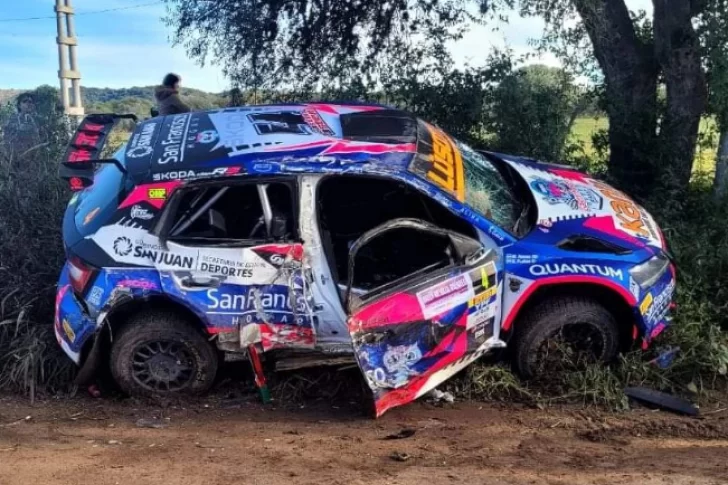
(570, 116, 719, 175)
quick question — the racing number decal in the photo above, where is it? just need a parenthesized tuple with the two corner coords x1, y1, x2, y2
(424, 123, 465, 201)
(247, 112, 312, 136)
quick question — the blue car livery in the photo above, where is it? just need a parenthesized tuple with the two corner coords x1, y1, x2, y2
(55, 104, 675, 417)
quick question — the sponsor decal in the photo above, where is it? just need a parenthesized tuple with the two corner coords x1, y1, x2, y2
(528, 263, 624, 280)
(130, 205, 154, 221)
(73, 131, 102, 149)
(126, 122, 157, 159)
(206, 288, 307, 314)
(530, 177, 603, 212)
(301, 107, 335, 136)
(198, 254, 264, 278)
(67, 149, 92, 163)
(62, 319, 75, 343)
(195, 130, 218, 144)
(423, 123, 465, 201)
(157, 114, 190, 165)
(488, 226, 507, 242)
(118, 279, 158, 291)
(469, 287, 497, 307)
(640, 292, 654, 315)
(151, 167, 238, 182)
(506, 254, 538, 265)
(83, 207, 100, 226)
(87, 286, 104, 306)
(148, 188, 167, 200)
(113, 236, 133, 256)
(269, 254, 286, 266)
(590, 179, 659, 240)
(417, 274, 474, 319)
(113, 236, 194, 268)
(643, 279, 675, 324)
(135, 242, 194, 269)
(538, 219, 553, 228)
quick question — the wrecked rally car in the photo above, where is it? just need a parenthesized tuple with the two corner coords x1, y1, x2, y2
(55, 104, 676, 417)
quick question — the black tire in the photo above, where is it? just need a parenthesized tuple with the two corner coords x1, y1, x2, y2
(512, 297, 620, 380)
(110, 310, 218, 397)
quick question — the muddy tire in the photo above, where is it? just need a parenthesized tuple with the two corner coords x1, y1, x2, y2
(512, 297, 620, 380)
(110, 310, 218, 397)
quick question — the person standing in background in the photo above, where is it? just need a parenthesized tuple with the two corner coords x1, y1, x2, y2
(2, 93, 41, 155)
(154, 73, 191, 116)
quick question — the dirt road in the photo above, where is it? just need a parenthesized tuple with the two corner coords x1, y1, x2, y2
(1, 394, 727, 485)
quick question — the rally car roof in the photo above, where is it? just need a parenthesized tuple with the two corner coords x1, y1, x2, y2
(122, 103, 425, 184)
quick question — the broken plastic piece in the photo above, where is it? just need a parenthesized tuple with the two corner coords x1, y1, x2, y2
(648, 347, 679, 369)
(247, 344, 271, 403)
(427, 389, 455, 404)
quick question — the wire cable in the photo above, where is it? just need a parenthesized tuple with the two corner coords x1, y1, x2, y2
(0, 1, 164, 22)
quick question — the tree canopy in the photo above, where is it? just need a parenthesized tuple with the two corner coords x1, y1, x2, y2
(162, 0, 725, 200)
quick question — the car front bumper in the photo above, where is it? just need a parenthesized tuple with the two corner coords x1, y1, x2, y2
(635, 263, 676, 348)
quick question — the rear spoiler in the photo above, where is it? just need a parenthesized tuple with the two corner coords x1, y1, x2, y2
(59, 113, 137, 191)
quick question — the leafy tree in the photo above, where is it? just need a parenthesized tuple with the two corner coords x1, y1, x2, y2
(163, 0, 491, 91)
(698, 0, 728, 197)
(517, 0, 710, 200)
(165, 0, 718, 201)
(487, 64, 585, 161)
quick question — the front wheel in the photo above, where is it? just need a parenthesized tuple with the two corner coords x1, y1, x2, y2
(512, 297, 620, 380)
(110, 310, 218, 397)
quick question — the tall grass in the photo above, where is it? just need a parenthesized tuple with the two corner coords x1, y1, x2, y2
(0, 95, 75, 398)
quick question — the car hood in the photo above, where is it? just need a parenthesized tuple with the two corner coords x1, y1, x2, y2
(498, 155, 664, 250)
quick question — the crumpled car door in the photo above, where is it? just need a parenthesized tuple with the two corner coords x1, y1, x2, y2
(345, 219, 505, 417)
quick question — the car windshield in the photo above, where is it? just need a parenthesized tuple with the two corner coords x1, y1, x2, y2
(454, 140, 523, 232)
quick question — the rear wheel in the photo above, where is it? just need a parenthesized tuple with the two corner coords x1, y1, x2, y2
(110, 310, 218, 397)
(512, 297, 620, 379)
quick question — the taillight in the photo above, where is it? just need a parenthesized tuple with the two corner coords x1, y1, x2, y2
(67, 256, 96, 295)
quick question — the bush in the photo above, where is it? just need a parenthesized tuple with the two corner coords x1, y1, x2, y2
(0, 87, 75, 398)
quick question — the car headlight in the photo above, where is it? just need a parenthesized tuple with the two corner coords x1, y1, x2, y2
(629, 253, 670, 289)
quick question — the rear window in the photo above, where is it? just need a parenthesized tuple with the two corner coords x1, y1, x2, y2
(73, 148, 129, 236)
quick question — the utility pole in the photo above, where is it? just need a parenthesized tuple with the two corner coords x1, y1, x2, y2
(55, 0, 84, 122)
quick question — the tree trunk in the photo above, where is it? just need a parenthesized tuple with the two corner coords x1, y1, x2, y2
(653, 0, 708, 193)
(714, 129, 728, 198)
(572, 0, 659, 200)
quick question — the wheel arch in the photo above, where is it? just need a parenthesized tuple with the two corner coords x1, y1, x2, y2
(76, 295, 212, 386)
(103, 295, 210, 337)
(502, 279, 638, 351)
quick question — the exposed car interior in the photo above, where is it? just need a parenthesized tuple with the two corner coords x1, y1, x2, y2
(167, 182, 296, 243)
(316, 176, 478, 294)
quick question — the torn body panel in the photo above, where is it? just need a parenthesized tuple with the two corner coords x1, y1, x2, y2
(349, 252, 505, 417)
(345, 219, 505, 416)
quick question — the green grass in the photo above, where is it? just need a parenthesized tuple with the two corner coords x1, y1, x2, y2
(570, 116, 720, 175)
(570, 116, 609, 156)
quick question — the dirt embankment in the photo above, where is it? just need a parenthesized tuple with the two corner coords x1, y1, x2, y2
(1, 395, 727, 485)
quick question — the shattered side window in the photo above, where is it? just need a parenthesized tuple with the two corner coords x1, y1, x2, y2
(457, 142, 522, 231)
